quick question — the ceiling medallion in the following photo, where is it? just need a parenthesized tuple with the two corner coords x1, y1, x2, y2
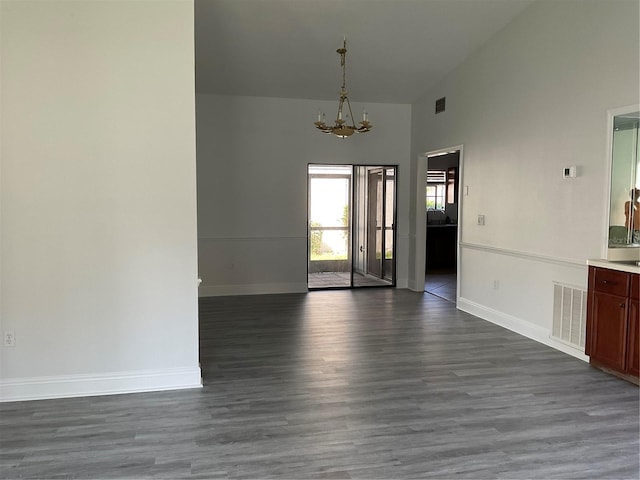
(314, 39, 372, 138)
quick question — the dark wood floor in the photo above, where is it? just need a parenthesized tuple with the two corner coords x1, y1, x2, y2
(1, 289, 639, 479)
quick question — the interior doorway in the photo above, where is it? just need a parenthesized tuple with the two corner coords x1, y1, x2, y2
(424, 150, 460, 302)
(308, 164, 397, 289)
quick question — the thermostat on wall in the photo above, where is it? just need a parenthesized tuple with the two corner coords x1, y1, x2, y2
(563, 166, 577, 178)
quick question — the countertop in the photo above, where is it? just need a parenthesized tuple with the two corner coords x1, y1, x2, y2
(587, 259, 640, 274)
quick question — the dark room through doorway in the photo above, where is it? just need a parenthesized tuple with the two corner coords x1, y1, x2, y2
(424, 150, 459, 302)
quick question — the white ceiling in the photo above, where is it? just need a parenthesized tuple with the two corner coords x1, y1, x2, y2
(195, 0, 534, 104)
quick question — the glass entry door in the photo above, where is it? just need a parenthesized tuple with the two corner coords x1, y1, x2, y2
(307, 165, 352, 288)
(308, 164, 396, 289)
(367, 169, 383, 278)
(353, 166, 395, 287)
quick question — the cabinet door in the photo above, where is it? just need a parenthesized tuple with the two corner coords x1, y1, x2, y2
(626, 299, 639, 377)
(591, 292, 628, 372)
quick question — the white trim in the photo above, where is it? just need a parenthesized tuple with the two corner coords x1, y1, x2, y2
(459, 242, 587, 268)
(455, 146, 465, 306)
(458, 297, 589, 363)
(548, 335, 589, 362)
(199, 282, 308, 297)
(413, 145, 464, 296)
(0, 366, 202, 403)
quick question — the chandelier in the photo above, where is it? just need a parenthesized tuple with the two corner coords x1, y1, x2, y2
(314, 39, 372, 138)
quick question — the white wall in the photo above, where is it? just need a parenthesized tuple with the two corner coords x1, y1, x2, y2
(197, 94, 411, 295)
(410, 0, 639, 358)
(0, 0, 201, 401)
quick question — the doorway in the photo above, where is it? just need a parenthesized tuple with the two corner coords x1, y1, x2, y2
(308, 164, 397, 289)
(424, 150, 460, 302)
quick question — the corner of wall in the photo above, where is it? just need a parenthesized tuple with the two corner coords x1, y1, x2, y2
(457, 297, 588, 363)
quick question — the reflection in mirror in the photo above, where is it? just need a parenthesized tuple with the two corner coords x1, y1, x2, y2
(609, 110, 639, 247)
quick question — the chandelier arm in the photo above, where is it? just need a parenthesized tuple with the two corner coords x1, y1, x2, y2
(344, 96, 356, 128)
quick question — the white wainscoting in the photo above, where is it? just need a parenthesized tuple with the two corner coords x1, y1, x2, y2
(199, 283, 308, 297)
(198, 234, 410, 295)
(198, 236, 308, 297)
(0, 367, 203, 403)
(457, 243, 589, 362)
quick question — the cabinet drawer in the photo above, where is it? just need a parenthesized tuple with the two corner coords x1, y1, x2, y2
(593, 268, 629, 296)
(631, 274, 639, 301)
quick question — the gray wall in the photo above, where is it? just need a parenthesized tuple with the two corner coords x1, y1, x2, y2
(1, 0, 201, 401)
(409, 0, 640, 358)
(196, 94, 411, 295)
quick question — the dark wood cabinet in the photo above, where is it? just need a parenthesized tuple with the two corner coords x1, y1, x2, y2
(586, 265, 639, 384)
(590, 292, 627, 371)
(627, 299, 639, 377)
(592, 267, 630, 296)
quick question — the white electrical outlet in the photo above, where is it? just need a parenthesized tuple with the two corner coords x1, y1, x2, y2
(477, 214, 485, 226)
(4, 331, 15, 347)
(493, 280, 500, 290)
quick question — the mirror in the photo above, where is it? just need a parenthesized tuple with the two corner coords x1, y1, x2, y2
(608, 108, 639, 248)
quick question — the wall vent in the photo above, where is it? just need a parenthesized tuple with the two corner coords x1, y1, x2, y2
(552, 282, 587, 350)
(435, 97, 446, 114)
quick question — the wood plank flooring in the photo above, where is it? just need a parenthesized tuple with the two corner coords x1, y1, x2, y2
(424, 270, 457, 303)
(2, 289, 639, 479)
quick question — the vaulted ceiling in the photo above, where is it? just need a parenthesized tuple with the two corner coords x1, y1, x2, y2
(195, 0, 534, 104)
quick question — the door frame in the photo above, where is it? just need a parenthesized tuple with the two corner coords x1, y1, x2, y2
(360, 166, 397, 285)
(306, 164, 353, 290)
(414, 145, 464, 302)
(366, 168, 383, 278)
(307, 163, 398, 289)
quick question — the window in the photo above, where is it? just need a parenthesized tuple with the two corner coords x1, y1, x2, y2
(426, 170, 446, 210)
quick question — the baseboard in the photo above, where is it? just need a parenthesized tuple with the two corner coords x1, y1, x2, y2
(200, 280, 407, 296)
(545, 337, 589, 362)
(199, 282, 308, 297)
(458, 297, 588, 363)
(0, 366, 202, 403)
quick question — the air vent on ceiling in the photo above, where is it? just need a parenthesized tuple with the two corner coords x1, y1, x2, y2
(435, 97, 446, 114)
